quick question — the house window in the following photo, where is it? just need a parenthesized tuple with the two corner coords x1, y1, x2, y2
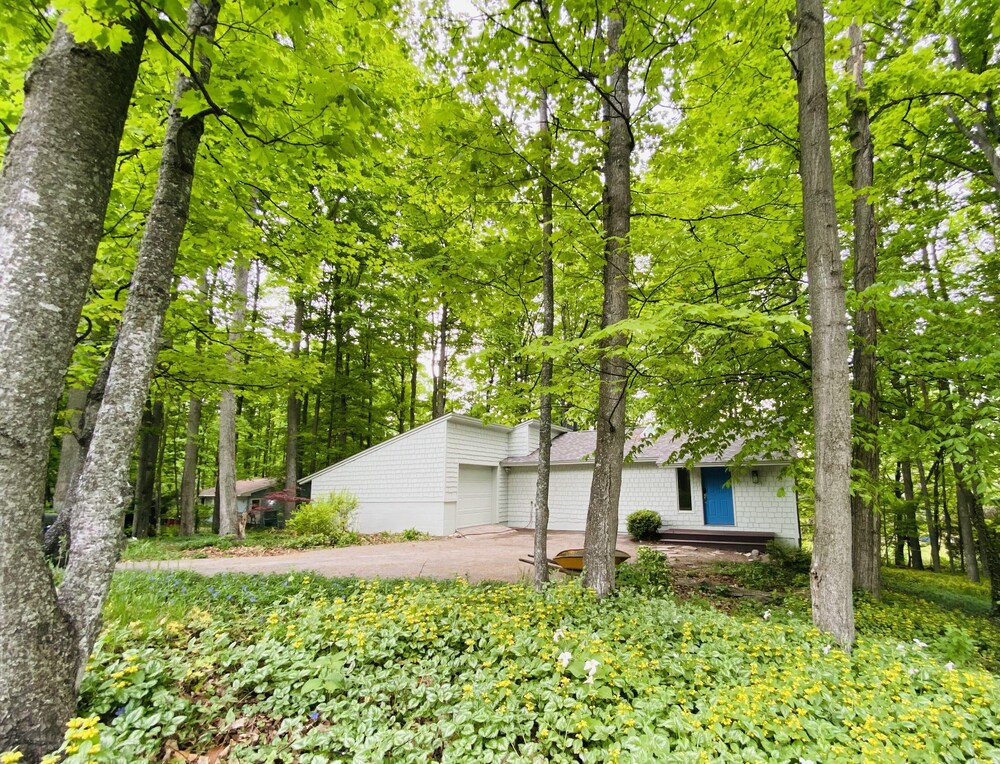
(677, 468, 693, 511)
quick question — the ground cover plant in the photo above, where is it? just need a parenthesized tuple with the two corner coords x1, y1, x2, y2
(121, 527, 430, 562)
(22, 569, 1000, 763)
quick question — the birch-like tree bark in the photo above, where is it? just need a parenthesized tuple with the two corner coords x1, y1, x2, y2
(583, 12, 631, 599)
(219, 259, 249, 538)
(0, 17, 145, 759)
(533, 86, 555, 590)
(795, 0, 855, 647)
(847, 22, 881, 599)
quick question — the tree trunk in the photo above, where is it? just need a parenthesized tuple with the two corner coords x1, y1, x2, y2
(795, 0, 855, 647)
(53, 0, 219, 719)
(533, 86, 555, 591)
(179, 397, 203, 536)
(285, 298, 304, 522)
(847, 22, 881, 599)
(583, 12, 631, 599)
(219, 259, 249, 538)
(42, 343, 117, 559)
(916, 459, 940, 571)
(900, 460, 923, 570)
(0, 30, 146, 761)
(52, 388, 88, 513)
(953, 462, 980, 582)
(0, 16, 146, 759)
(132, 399, 163, 539)
(432, 303, 449, 419)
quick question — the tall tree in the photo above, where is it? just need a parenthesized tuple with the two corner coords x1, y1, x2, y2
(0, 13, 146, 758)
(583, 10, 632, 598)
(847, 21, 881, 598)
(284, 297, 304, 522)
(218, 259, 249, 538)
(795, 0, 854, 647)
(533, 86, 555, 590)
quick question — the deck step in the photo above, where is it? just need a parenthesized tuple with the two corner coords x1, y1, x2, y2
(657, 528, 775, 553)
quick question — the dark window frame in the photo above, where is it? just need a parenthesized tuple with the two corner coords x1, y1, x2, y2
(677, 468, 693, 511)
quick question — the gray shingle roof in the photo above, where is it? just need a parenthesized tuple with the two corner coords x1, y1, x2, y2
(500, 428, 787, 467)
(199, 477, 277, 499)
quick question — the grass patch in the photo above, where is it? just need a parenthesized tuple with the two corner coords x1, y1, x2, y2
(29, 570, 1000, 763)
(120, 528, 431, 561)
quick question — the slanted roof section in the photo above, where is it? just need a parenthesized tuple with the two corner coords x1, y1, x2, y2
(199, 477, 277, 499)
(501, 428, 789, 467)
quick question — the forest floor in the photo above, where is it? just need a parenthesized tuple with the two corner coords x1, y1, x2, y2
(39, 561, 999, 764)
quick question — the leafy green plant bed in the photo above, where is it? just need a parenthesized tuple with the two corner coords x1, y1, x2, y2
(121, 528, 431, 561)
(30, 571, 1000, 763)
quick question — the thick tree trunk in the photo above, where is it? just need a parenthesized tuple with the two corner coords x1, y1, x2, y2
(285, 298, 304, 522)
(583, 12, 631, 599)
(52, 388, 88, 513)
(953, 462, 980, 582)
(132, 399, 163, 538)
(179, 397, 203, 536)
(219, 259, 249, 538)
(847, 22, 881, 598)
(0, 17, 146, 759)
(533, 86, 555, 591)
(56, 0, 220, 701)
(795, 0, 855, 647)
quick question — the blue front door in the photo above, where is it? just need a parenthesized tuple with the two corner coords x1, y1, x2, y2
(702, 467, 735, 526)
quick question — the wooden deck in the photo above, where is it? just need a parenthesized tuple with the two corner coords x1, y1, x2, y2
(656, 527, 776, 553)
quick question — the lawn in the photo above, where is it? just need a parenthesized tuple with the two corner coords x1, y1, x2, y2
(28, 561, 1000, 763)
(120, 528, 430, 562)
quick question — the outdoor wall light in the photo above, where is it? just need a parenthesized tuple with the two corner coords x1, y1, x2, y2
(751, 470, 760, 484)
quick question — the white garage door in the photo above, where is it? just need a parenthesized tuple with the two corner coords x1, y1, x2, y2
(457, 465, 495, 527)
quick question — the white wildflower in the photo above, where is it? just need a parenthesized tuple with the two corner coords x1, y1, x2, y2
(822, 644, 832, 655)
(762, 610, 771, 621)
(553, 629, 565, 643)
(913, 639, 927, 649)
(558, 651, 572, 668)
(584, 675, 595, 685)
(584, 659, 600, 676)
(945, 662, 955, 671)
(897, 643, 906, 652)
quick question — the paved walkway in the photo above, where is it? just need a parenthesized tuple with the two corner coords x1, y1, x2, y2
(118, 526, 746, 583)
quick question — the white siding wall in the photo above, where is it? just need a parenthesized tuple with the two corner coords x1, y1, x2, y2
(507, 422, 540, 459)
(505, 463, 798, 542)
(444, 419, 512, 532)
(729, 465, 799, 543)
(308, 420, 448, 535)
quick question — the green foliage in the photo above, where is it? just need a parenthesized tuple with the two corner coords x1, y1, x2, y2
(285, 492, 358, 540)
(30, 572, 999, 763)
(616, 548, 671, 595)
(625, 510, 661, 541)
(400, 527, 427, 541)
(766, 539, 812, 574)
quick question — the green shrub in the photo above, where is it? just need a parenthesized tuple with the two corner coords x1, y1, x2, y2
(626, 509, 661, 541)
(617, 547, 672, 594)
(286, 491, 358, 539)
(765, 539, 811, 573)
(400, 527, 426, 541)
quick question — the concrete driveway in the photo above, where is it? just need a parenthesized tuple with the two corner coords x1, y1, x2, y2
(118, 526, 746, 583)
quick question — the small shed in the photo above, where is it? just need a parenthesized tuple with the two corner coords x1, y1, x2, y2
(199, 477, 278, 516)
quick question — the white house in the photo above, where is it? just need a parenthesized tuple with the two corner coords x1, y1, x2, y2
(299, 413, 799, 544)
